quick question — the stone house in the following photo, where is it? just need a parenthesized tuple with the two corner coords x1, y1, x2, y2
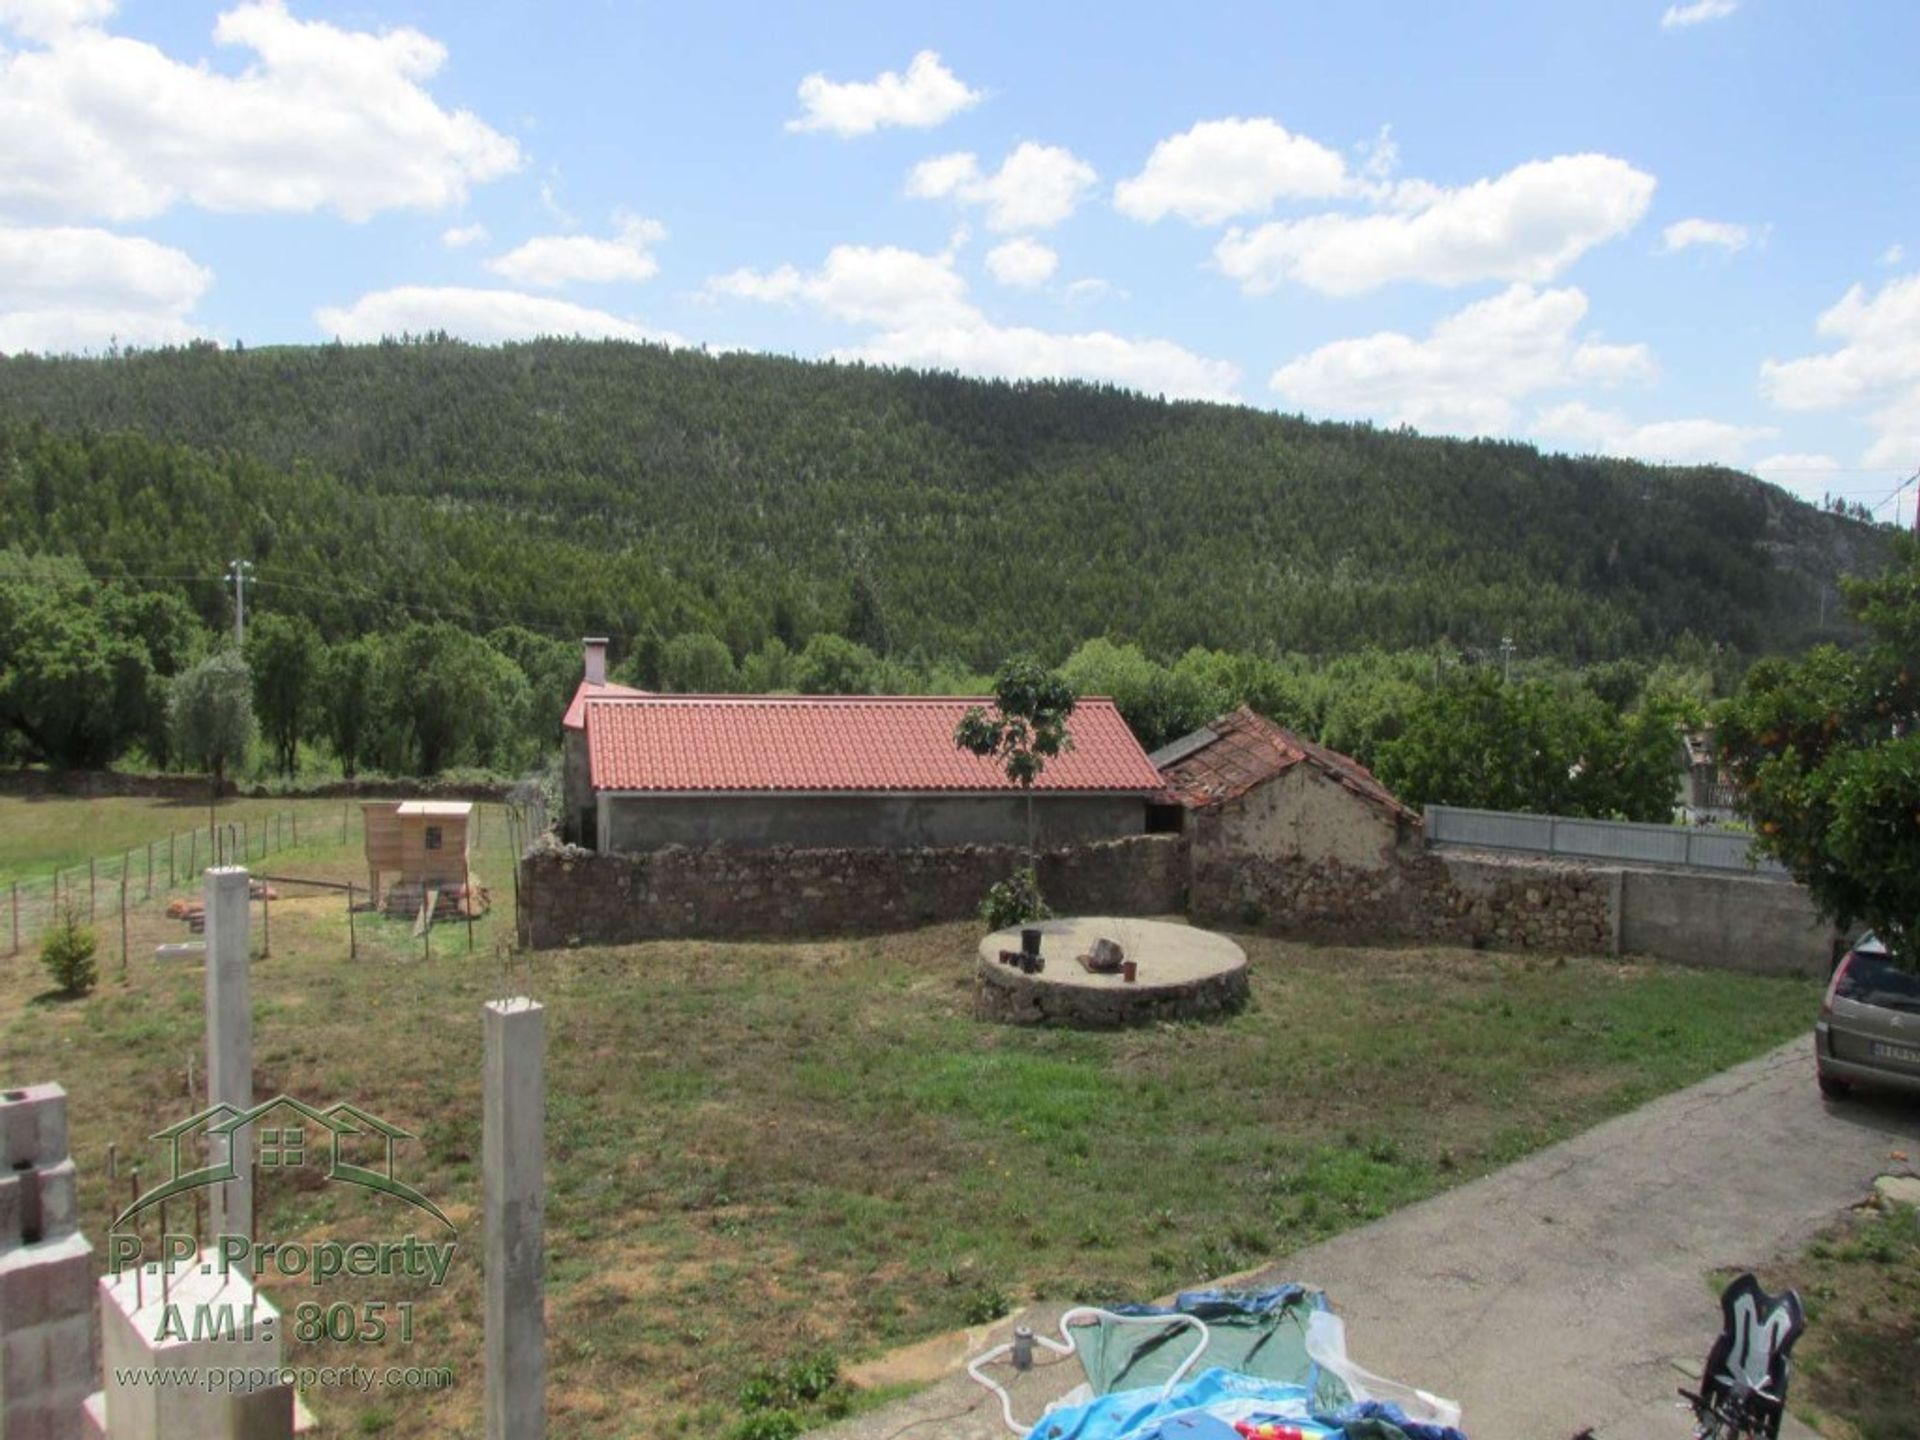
(560, 638, 649, 843)
(565, 674, 1163, 853)
(1154, 706, 1422, 921)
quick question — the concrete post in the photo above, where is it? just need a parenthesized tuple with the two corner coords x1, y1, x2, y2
(483, 998, 545, 1440)
(203, 868, 253, 1250)
(1607, 868, 1626, 958)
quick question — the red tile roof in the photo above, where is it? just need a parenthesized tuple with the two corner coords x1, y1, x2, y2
(563, 678, 651, 730)
(584, 695, 1162, 793)
(1156, 706, 1414, 819)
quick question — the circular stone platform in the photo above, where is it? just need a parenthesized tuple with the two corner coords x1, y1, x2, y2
(975, 917, 1248, 1028)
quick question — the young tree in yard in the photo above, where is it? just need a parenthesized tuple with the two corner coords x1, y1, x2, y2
(169, 649, 255, 848)
(319, 637, 379, 777)
(1718, 536, 1920, 969)
(245, 611, 322, 778)
(955, 656, 1077, 857)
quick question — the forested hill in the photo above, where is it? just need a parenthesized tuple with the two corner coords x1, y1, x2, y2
(0, 338, 1882, 668)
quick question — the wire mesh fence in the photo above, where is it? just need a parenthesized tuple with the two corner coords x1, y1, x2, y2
(5, 798, 544, 958)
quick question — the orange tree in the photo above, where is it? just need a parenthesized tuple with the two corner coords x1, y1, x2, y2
(1717, 535, 1920, 968)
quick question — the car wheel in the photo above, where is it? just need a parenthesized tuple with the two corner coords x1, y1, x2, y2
(1817, 1072, 1853, 1100)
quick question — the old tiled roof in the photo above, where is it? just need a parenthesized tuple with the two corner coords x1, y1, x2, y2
(562, 678, 651, 730)
(1154, 705, 1415, 819)
(584, 695, 1162, 793)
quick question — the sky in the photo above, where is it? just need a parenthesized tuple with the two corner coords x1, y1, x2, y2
(1, 0, 1917, 518)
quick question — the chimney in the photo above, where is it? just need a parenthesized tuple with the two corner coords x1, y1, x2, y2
(583, 637, 608, 687)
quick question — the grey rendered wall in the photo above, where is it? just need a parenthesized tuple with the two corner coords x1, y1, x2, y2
(1617, 867, 1836, 977)
(603, 793, 1144, 852)
(562, 729, 593, 845)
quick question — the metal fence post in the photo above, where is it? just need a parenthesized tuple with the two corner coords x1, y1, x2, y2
(88, 856, 96, 921)
(9, 881, 16, 955)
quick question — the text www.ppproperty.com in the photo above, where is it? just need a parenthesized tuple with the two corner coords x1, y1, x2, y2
(112, 1364, 454, 1394)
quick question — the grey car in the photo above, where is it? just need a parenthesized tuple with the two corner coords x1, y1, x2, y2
(1817, 933, 1920, 1099)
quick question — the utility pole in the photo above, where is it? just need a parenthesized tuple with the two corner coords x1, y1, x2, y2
(1499, 634, 1516, 685)
(227, 559, 255, 647)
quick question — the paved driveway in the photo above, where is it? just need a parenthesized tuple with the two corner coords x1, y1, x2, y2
(826, 1038, 1919, 1440)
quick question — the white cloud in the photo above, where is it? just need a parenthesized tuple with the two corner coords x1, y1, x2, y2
(1269, 283, 1654, 433)
(0, 0, 114, 42)
(1216, 154, 1655, 295)
(1762, 274, 1920, 467)
(0, 1, 521, 223)
(705, 243, 1236, 402)
(486, 215, 666, 288)
(1750, 452, 1841, 489)
(907, 142, 1096, 232)
(1661, 217, 1752, 252)
(786, 49, 980, 137)
(1063, 277, 1117, 304)
(707, 245, 970, 327)
(1883, 243, 1905, 266)
(0, 222, 209, 353)
(1114, 117, 1353, 225)
(441, 222, 488, 248)
(1661, 0, 1737, 29)
(984, 237, 1057, 288)
(845, 321, 1238, 402)
(1532, 401, 1774, 466)
(314, 286, 685, 346)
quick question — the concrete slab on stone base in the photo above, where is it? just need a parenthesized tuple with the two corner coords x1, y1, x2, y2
(976, 917, 1247, 1028)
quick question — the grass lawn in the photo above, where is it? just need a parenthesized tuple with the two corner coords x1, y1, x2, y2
(0, 792, 360, 888)
(0, 800, 1817, 1438)
(1762, 1200, 1920, 1440)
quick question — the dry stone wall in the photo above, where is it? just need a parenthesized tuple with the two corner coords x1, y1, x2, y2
(516, 834, 1187, 947)
(1190, 844, 1613, 953)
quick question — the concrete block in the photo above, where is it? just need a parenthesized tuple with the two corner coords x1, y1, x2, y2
(0, 1234, 94, 1334)
(227, 1382, 295, 1440)
(97, 1252, 285, 1440)
(0, 1174, 19, 1253)
(29, 1164, 77, 1248)
(0, 1086, 69, 1174)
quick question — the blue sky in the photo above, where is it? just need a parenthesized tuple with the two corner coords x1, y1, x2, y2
(2, 0, 1916, 515)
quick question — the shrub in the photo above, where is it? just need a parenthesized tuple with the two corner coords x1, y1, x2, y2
(979, 867, 1051, 931)
(40, 906, 98, 996)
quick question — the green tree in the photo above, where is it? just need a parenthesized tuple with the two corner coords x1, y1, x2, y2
(1717, 536, 1920, 968)
(739, 637, 797, 692)
(1377, 669, 1680, 821)
(169, 648, 256, 828)
(658, 631, 738, 693)
(382, 622, 508, 775)
(955, 655, 1078, 856)
(40, 905, 98, 997)
(486, 625, 579, 733)
(0, 574, 154, 767)
(245, 611, 322, 778)
(319, 637, 380, 777)
(796, 634, 883, 694)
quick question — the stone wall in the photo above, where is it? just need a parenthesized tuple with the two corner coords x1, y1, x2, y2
(1191, 843, 1613, 954)
(517, 833, 1187, 948)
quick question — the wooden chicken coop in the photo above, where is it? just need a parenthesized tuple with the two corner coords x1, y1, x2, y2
(362, 800, 483, 921)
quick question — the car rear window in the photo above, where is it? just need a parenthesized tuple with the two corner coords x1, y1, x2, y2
(1837, 951, 1920, 1012)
